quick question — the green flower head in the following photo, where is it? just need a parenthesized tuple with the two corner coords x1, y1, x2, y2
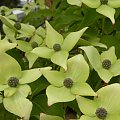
(0, 6, 17, 21)
(67, 0, 120, 24)
(16, 26, 45, 68)
(80, 46, 120, 83)
(35, 0, 46, 9)
(0, 52, 51, 119)
(0, 16, 46, 68)
(0, 52, 50, 97)
(41, 54, 96, 105)
(22, 2, 37, 15)
(76, 83, 120, 120)
(31, 21, 88, 70)
(0, 16, 36, 39)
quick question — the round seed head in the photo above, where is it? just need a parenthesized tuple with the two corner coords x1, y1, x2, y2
(100, 0, 108, 4)
(8, 77, 19, 87)
(102, 59, 111, 70)
(25, 6, 29, 10)
(53, 43, 61, 52)
(36, 3, 40, 5)
(31, 41, 38, 48)
(1, 10, 5, 16)
(63, 78, 73, 88)
(1, 10, 5, 13)
(14, 22, 21, 30)
(95, 107, 107, 119)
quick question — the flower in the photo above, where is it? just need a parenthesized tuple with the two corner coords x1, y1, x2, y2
(76, 83, 120, 120)
(31, 21, 88, 70)
(22, 1, 46, 15)
(0, 6, 17, 21)
(80, 46, 120, 83)
(0, 15, 45, 68)
(0, 52, 51, 119)
(67, 0, 120, 24)
(40, 113, 63, 120)
(3, 85, 33, 120)
(22, 2, 37, 15)
(41, 54, 96, 105)
(16, 26, 45, 68)
(0, 15, 35, 40)
(0, 52, 50, 97)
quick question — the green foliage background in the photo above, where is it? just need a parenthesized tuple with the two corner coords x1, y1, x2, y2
(1, 0, 120, 120)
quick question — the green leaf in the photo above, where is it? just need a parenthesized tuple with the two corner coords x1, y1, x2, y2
(100, 35, 120, 58)
(45, 21, 63, 48)
(46, 85, 75, 105)
(71, 83, 96, 96)
(51, 50, 68, 70)
(19, 68, 41, 84)
(30, 76, 49, 97)
(41, 70, 65, 87)
(96, 5, 115, 24)
(0, 104, 17, 120)
(66, 54, 89, 83)
(67, 100, 81, 116)
(67, 0, 82, 6)
(0, 95, 3, 103)
(31, 47, 54, 59)
(102, 19, 114, 35)
(76, 96, 98, 116)
(6, 48, 25, 70)
(62, 27, 88, 51)
(32, 94, 64, 117)
(3, 94, 33, 120)
(108, 0, 120, 8)
(0, 53, 21, 84)
(79, 9, 100, 28)
(81, 0, 100, 8)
